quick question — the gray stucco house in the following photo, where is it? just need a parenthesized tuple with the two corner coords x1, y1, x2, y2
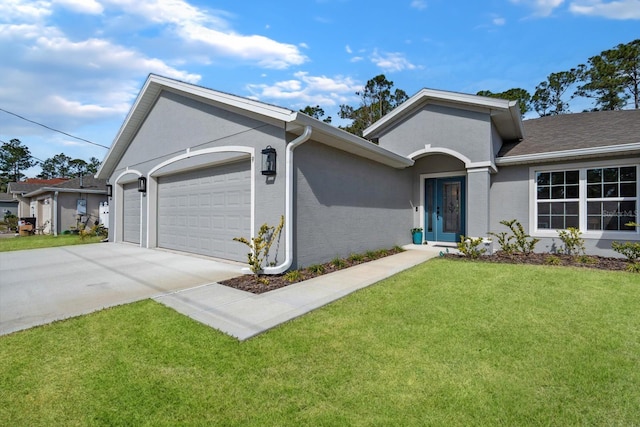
(7, 177, 108, 235)
(96, 74, 639, 271)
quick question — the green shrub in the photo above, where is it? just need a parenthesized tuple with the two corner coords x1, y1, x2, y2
(331, 257, 347, 269)
(457, 236, 487, 259)
(233, 216, 284, 280)
(3, 213, 18, 232)
(557, 227, 585, 256)
(348, 253, 364, 262)
(612, 241, 640, 262)
(626, 262, 640, 273)
(576, 255, 596, 265)
(545, 255, 561, 265)
(489, 219, 539, 254)
(307, 264, 325, 274)
(284, 270, 303, 282)
(365, 250, 378, 259)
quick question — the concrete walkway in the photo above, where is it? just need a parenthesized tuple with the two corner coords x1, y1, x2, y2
(155, 245, 442, 340)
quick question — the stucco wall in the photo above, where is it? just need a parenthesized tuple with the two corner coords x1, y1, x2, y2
(293, 141, 412, 268)
(377, 104, 493, 163)
(57, 193, 107, 233)
(108, 90, 287, 261)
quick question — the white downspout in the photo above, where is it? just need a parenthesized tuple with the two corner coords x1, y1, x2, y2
(263, 125, 312, 274)
(53, 191, 59, 236)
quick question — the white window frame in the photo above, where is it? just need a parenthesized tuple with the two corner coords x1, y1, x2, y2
(529, 159, 640, 240)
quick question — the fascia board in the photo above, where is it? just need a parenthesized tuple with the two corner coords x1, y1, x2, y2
(495, 142, 640, 166)
(96, 74, 297, 180)
(293, 114, 414, 169)
(24, 187, 107, 198)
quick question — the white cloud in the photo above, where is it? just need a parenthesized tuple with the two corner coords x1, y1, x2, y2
(246, 72, 361, 108)
(371, 50, 417, 72)
(103, 0, 307, 68)
(0, 0, 52, 21)
(569, 0, 640, 19)
(52, 0, 104, 14)
(509, 0, 565, 16)
(411, 0, 427, 10)
(345, 45, 353, 54)
(493, 17, 506, 25)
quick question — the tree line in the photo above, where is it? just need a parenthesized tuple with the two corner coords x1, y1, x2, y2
(302, 39, 639, 136)
(0, 138, 100, 192)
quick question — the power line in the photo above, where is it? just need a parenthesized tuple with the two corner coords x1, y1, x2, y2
(0, 107, 110, 149)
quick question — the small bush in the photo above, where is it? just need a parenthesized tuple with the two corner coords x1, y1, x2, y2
(545, 255, 561, 265)
(365, 250, 378, 260)
(557, 227, 585, 256)
(348, 253, 364, 262)
(489, 219, 539, 254)
(576, 255, 596, 265)
(626, 262, 640, 273)
(3, 213, 18, 231)
(331, 257, 347, 269)
(284, 270, 303, 282)
(612, 241, 640, 262)
(307, 264, 325, 274)
(457, 236, 487, 259)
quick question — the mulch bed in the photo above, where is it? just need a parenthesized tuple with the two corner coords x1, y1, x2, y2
(445, 252, 631, 271)
(219, 247, 404, 294)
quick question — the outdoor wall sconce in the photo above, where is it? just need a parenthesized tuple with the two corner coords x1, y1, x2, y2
(106, 184, 113, 197)
(261, 146, 277, 176)
(137, 177, 147, 193)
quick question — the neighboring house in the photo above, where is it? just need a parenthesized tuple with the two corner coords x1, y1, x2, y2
(0, 193, 19, 218)
(96, 74, 639, 270)
(7, 177, 108, 234)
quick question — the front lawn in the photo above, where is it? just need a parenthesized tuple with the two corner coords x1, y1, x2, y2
(0, 234, 104, 252)
(1, 259, 639, 425)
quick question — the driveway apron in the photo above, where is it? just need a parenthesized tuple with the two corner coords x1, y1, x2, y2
(0, 243, 244, 336)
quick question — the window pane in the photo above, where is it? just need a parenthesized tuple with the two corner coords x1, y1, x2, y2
(566, 216, 579, 228)
(620, 201, 636, 215)
(587, 216, 601, 230)
(566, 185, 579, 198)
(621, 217, 635, 230)
(620, 166, 637, 182)
(537, 186, 550, 200)
(587, 202, 601, 215)
(538, 202, 550, 215)
(587, 184, 601, 198)
(604, 168, 618, 182)
(551, 187, 565, 199)
(551, 202, 565, 214)
(603, 201, 618, 216)
(566, 202, 579, 215)
(566, 170, 579, 184)
(620, 183, 636, 197)
(603, 183, 618, 198)
(604, 215, 619, 230)
(587, 168, 602, 183)
(537, 215, 550, 229)
(537, 172, 550, 186)
(551, 216, 565, 229)
(551, 172, 565, 185)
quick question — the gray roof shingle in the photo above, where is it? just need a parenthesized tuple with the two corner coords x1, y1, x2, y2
(498, 109, 640, 158)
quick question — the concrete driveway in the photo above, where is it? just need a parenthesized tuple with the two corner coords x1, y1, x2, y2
(0, 243, 244, 336)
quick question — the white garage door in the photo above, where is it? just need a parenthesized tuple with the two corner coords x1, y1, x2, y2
(122, 182, 141, 244)
(157, 161, 251, 262)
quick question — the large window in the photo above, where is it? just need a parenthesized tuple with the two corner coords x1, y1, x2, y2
(535, 164, 638, 233)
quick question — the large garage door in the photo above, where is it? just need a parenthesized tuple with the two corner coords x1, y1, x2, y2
(157, 161, 251, 262)
(122, 182, 141, 244)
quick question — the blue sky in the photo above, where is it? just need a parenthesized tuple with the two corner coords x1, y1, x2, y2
(0, 0, 638, 177)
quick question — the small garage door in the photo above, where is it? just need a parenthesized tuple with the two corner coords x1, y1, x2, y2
(122, 182, 141, 244)
(157, 161, 251, 262)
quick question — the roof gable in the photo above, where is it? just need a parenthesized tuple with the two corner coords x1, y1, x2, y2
(363, 88, 524, 141)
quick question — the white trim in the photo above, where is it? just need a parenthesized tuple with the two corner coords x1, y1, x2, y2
(114, 169, 143, 246)
(497, 142, 640, 165)
(146, 146, 255, 251)
(408, 145, 497, 173)
(529, 161, 639, 239)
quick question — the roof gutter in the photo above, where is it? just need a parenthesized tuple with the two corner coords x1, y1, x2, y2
(263, 125, 313, 275)
(53, 191, 59, 236)
(496, 142, 640, 166)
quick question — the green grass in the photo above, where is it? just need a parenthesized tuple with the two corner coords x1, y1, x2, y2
(0, 234, 103, 252)
(1, 259, 639, 425)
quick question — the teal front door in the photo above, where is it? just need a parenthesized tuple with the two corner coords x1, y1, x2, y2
(424, 177, 465, 243)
